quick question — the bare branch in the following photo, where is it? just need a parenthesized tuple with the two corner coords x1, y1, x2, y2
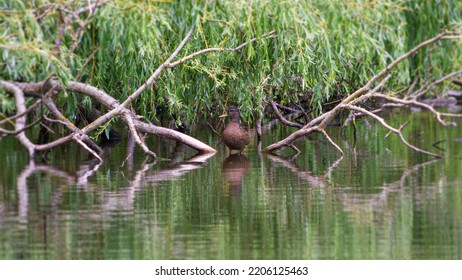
(263, 31, 461, 156)
(263, 126, 319, 153)
(123, 113, 157, 158)
(0, 99, 41, 126)
(75, 47, 98, 80)
(0, 81, 37, 156)
(373, 93, 461, 126)
(43, 94, 103, 155)
(270, 100, 303, 128)
(288, 144, 301, 155)
(0, 118, 41, 135)
(318, 129, 344, 155)
(73, 134, 103, 162)
(411, 69, 462, 99)
(72, 0, 110, 18)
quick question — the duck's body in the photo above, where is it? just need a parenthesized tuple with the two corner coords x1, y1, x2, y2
(221, 107, 250, 153)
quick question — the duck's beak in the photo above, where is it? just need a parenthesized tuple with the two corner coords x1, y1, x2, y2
(219, 113, 228, 118)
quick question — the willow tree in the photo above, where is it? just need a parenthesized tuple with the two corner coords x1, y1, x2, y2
(1, 0, 462, 161)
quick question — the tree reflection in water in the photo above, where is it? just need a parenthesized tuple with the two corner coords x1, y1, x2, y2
(12, 139, 215, 225)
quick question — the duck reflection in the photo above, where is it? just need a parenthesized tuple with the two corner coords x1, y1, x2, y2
(222, 154, 251, 195)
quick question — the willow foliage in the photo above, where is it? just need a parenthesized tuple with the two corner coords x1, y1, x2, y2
(1, 0, 461, 126)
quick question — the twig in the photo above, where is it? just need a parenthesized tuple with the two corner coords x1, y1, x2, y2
(275, 103, 301, 113)
(69, 0, 102, 54)
(270, 100, 303, 128)
(123, 113, 157, 158)
(406, 77, 419, 96)
(75, 47, 98, 80)
(0, 99, 41, 126)
(0, 118, 42, 135)
(207, 121, 221, 136)
(318, 129, 344, 155)
(288, 144, 301, 155)
(384, 120, 410, 139)
(411, 69, 462, 99)
(374, 93, 461, 126)
(39, 119, 56, 134)
(73, 134, 103, 162)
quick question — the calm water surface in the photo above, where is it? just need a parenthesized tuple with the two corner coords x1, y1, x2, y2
(1, 110, 461, 259)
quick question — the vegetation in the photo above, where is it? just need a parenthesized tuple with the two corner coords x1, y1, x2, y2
(1, 0, 461, 159)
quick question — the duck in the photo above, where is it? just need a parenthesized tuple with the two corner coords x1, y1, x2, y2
(220, 107, 250, 154)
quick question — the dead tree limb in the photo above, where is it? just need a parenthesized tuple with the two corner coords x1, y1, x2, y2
(2, 27, 277, 159)
(42, 93, 103, 155)
(262, 31, 462, 158)
(269, 100, 303, 128)
(1, 81, 37, 157)
(10, 80, 217, 155)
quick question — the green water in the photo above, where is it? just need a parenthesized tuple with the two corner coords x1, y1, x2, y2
(1, 109, 462, 259)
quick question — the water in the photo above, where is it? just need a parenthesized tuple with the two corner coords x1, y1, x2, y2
(1, 109, 462, 259)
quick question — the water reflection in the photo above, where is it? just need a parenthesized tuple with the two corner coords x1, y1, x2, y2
(11, 142, 215, 225)
(222, 154, 251, 195)
(2, 110, 462, 259)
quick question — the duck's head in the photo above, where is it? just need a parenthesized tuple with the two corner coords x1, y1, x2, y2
(220, 107, 241, 122)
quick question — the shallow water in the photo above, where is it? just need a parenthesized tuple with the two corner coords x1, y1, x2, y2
(0, 109, 461, 259)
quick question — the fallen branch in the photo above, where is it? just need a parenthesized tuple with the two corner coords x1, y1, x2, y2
(262, 30, 462, 158)
(42, 93, 103, 155)
(373, 93, 461, 126)
(2, 26, 278, 159)
(10, 80, 217, 155)
(318, 129, 344, 156)
(1, 81, 37, 156)
(270, 100, 303, 128)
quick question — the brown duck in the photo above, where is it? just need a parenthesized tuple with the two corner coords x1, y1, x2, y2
(220, 107, 250, 153)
